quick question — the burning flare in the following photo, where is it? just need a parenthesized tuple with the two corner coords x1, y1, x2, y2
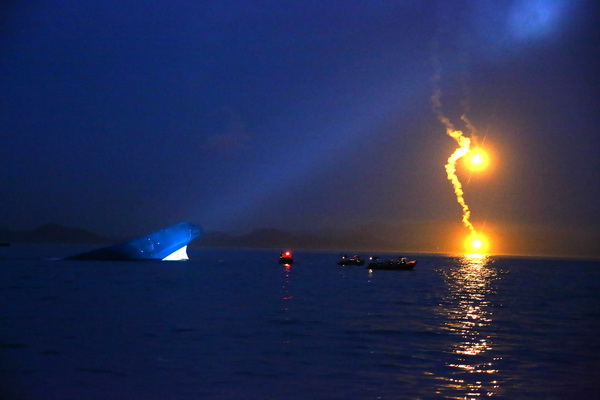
(466, 148, 489, 172)
(431, 52, 494, 254)
(465, 233, 489, 255)
(432, 89, 489, 253)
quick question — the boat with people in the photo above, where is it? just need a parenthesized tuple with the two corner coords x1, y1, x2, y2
(279, 251, 294, 264)
(367, 257, 417, 270)
(337, 254, 364, 266)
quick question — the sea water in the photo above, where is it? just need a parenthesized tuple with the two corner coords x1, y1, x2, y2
(1, 245, 599, 399)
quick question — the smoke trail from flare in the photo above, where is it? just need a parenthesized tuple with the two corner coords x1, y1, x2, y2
(431, 86, 477, 237)
(444, 128, 476, 236)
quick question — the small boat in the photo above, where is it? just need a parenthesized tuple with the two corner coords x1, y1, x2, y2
(279, 251, 294, 264)
(337, 254, 364, 266)
(368, 258, 417, 270)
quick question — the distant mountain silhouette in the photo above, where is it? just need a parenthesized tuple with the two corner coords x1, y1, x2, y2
(195, 221, 470, 253)
(0, 220, 496, 254)
(0, 223, 109, 244)
(0, 221, 463, 253)
(196, 227, 398, 251)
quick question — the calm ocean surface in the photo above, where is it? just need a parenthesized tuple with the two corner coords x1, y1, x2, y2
(1, 245, 599, 399)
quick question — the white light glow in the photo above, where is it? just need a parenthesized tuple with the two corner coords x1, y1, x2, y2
(162, 246, 189, 261)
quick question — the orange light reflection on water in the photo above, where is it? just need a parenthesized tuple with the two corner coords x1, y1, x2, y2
(434, 254, 502, 399)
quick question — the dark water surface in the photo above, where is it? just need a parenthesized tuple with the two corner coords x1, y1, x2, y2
(1, 245, 599, 399)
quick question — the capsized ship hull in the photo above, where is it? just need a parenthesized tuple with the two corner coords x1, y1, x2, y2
(66, 222, 202, 261)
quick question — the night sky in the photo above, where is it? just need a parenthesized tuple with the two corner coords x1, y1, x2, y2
(1, 1, 598, 256)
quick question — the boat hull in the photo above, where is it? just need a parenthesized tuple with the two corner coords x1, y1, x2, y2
(65, 222, 202, 261)
(367, 260, 417, 270)
(337, 260, 365, 266)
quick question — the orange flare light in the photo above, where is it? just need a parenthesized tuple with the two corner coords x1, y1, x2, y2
(464, 233, 490, 255)
(465, 148, 489, 172)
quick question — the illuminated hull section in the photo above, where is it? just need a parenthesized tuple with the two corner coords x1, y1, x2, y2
(162, 245, 190, 261)
(66, 222, 202, 261)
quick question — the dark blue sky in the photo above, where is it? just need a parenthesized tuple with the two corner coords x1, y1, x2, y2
(1, 1, 598, 254)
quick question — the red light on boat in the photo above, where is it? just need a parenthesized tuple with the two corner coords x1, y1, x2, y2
(284, 251, 291, 257)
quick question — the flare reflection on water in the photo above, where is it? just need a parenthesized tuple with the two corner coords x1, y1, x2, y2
(281, 264, 293, 306)
(279, 263, 293, 345)
(435, 255, 502, 398)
